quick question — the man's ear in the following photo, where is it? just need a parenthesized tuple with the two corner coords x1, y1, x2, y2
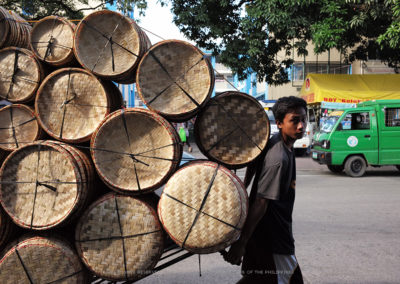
(276, 119, 282, 129)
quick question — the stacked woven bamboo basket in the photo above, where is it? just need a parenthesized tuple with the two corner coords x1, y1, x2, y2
(0, 7, 271, 283)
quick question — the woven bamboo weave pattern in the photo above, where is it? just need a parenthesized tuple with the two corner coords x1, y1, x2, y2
(74, 10, 150, 84)
(195, 91, 270, 169)
(91, 108, 182, 194)
(30, 16, 76, 67)
(158, 161, 248, 254)
(0, 7, 31, 49)
(0, 47, 43, 103)
(0, 104, 41, 151)
(75, 193, 164, 281)
(35, 68, 120, 143)
(0, 141, 84, 230)
(0, 236, 87, 283)
(137, 40, 214, 122)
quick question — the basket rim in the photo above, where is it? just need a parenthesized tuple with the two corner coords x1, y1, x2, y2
(136, 39, 214, 121)
(194, 91, 270, 169)
(29, 15, 75, 65)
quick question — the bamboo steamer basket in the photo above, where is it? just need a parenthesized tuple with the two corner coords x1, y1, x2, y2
(30, 16, 76, 67)
(0, 104, 41, 151)
(91, 108, 182, 194)
(0, 7, 31, 49)
(194, 91, 270, 169)
(35, 68, 123, 143)
(0, 47, 44, 103)
(0, 141, 91, 230)
(136, 40, 214, 122)
(75, 193, 164, 281)
(158, 160, 248, 254)
(74, 10, 151, 84)
(0, 235, 87, 283)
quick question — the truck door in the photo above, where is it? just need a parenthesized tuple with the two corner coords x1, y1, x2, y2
(333, 110, 378, 164)
(379, 106, 400, 165)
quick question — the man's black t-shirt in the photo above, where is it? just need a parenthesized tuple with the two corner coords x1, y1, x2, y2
(249, 133, 296, 255)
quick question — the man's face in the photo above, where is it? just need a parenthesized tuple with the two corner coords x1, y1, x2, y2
(277, 107, 307, 140)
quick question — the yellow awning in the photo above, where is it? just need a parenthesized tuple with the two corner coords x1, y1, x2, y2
(300, 74, 400, 104)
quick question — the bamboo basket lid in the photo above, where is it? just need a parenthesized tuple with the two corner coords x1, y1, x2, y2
(30, 16, 76, 67)
(0, 141, 86, 230)
(0, 235, 87, 283)
(75, 193, 164, 281)
(35, 68, 121, 143)
(0, 47, 44, 103)
(74, 10, 150, 84)
(0, 104, 41, 151)
(158, 160, 248, 254)
(194, 91, 270, 169)
(136, 40, 214, 122)
(0, 7, 31, 49)
(91, 108, 182, 194)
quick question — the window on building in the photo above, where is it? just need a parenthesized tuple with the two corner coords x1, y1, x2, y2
(340, 112, 370, 130)
(215, 74, 225, 81)
(292, 62, 351, 82)
(385, 108, 400, 127)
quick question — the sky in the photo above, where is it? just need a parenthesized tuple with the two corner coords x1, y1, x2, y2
(134, 0, 194, 45)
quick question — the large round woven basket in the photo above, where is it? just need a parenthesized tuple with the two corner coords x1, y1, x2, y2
(75, 193, 164, 281)
(0, 104, 41, 151)
(0, 141, 92, 230)
(91, 108, 182, 194)
(0, 235, 88, 283)
(74, 10, 150, 84)
(35, 68, 123, 143)
(0, 47, 44, 103)
(30, 16, 76, 67)
(0, 7, 31, 49)
(158, 160, 248, 254)
(136, 40, 214, 122)
(194, 91, 270, 169)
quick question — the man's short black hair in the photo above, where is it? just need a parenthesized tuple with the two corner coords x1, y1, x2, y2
(272, 96, 307, 122)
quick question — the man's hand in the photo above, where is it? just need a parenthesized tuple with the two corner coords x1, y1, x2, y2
(223, 240, 246, 265)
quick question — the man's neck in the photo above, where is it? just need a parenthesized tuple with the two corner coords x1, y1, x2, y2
(279, 132, 295, 149)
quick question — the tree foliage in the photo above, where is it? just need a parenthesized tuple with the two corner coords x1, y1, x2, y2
(3, 0, 400, 84)
(165, 0, 400, 84)
(0, 0, 148, 20)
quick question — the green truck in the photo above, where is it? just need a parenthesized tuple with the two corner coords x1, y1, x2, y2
(311, 100, 400, 177)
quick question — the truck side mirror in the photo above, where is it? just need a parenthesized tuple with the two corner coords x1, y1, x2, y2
(337, 123, 343, 131)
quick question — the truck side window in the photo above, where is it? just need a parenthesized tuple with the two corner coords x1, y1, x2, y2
(385, 108, 400, 127)
(340, 112, 370, 130)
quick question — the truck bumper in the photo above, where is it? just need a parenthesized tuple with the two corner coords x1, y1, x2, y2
(311, 150, 332, 165)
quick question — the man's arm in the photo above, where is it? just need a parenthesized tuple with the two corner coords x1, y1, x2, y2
(223, 196, 269, 265)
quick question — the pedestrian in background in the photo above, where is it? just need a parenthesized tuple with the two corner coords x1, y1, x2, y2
(177, 122, 192, 152)
(224, 96, 307, 284)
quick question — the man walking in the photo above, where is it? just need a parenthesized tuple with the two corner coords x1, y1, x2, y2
(224, 96, 307, 284)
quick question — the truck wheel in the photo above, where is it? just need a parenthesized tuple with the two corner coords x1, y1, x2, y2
(344, 156, 367, 177)
(327, 165, 344, 173)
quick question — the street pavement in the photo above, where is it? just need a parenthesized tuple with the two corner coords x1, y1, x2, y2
(138, 144, 400, 284)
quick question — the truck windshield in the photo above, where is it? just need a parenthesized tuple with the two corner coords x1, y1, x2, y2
(320, 116, 340, 133)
